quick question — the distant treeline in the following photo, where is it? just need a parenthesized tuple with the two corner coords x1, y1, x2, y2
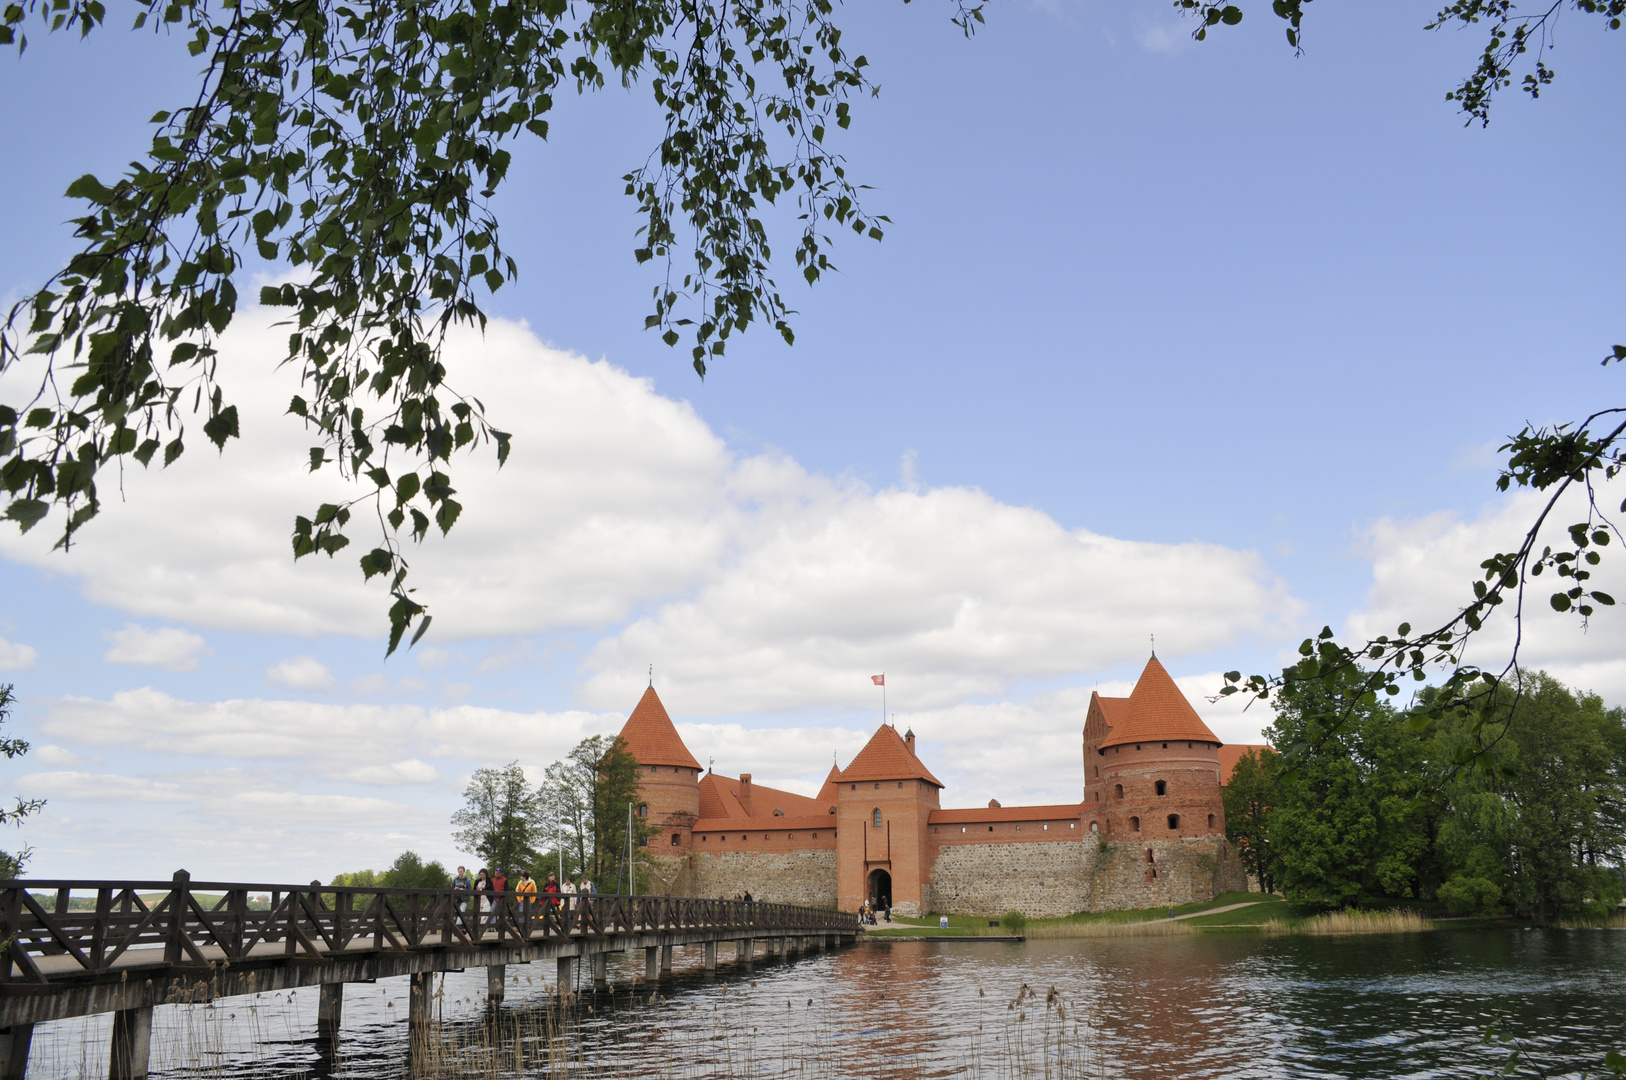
(1225, 670, 1626, 922)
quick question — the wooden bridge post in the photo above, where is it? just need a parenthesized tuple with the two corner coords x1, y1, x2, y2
(407, 973, 434, 1071)
(0, 1024, 33, 1080)
(703, 941, 716, 971)
(555, 955, 575, 999)
(108, 1006, 152, 1080)
(317, 983, 343, 1044)
(163, 870, 189, 965)
(738, 938, 753, 965)
(643, 946, 658, 981)
(659, 943, 673, 977)
(591, 952, 607, 990)
(486, 965, 505, 1005)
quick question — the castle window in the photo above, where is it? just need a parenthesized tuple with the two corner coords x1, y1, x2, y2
(671, 834, 680, 846)
(898, 781, 903, 788)
(1208, 814, 1216, 829)
(1016, 825, 1021, 832)
(1130, 817, 1140, 832)
(1042, 823, 1049, 831)
(1089, 821, 1097, 832)
(872, 808, 882, 828)
(1094, 766, 1099, 778)
(961, 826, 966, 833)
(1135, 745, 1141, 751)
(639, 804, 648, 817)
(649, 765, 655, 772)
(874, 783, 880, 790)
(1155, 781, 1167, 796)
(989, 826, 994, 832)
(851, 784, 856, 790)
(1162, 743, 1168, 749)
(1114, 784, 1124, 800)
(1168, 814, 1181, 830)
(1146, 850, 1155, 863)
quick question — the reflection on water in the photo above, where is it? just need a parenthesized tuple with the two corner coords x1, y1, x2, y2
(24, 930, 1626, 1079)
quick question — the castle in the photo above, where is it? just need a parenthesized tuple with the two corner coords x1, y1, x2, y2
(621, 655, 1259, 917)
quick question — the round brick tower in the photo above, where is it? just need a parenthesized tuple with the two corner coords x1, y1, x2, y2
(1082, 656, 1226, 841)
(617, 685, 703, 852)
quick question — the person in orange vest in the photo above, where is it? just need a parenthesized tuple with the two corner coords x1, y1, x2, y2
(515, 870, 538, 916)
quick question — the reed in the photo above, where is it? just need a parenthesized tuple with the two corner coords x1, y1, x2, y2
(1025, 919, 1196, 939)
(1266, 908, 1433, 935)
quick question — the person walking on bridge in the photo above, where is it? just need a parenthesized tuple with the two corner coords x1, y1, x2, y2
(452, 866, 472, 914)
(516, 870, 538, 924)
(490, 868, 508, 929)
(560, 874, 577, 913)
(473, 869, 491, 928)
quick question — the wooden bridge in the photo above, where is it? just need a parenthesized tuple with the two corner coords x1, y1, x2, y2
(0, 872, 859, 1080)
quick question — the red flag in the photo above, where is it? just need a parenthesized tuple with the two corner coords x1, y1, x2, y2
(871, 674, 884, 686)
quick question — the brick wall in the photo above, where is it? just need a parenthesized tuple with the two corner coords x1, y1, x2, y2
(1082, 836, 1249, 910)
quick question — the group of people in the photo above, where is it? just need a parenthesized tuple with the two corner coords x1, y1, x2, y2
(450, 865, 598, 922)
(859, 900, 890, 925)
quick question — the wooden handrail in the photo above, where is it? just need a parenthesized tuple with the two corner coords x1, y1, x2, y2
(0, 878, 857, 983)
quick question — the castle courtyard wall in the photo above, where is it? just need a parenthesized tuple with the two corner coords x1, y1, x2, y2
(684, 850, 839, 908)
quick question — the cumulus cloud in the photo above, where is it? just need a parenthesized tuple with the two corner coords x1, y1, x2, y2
(266, 655, 336, 690)
(102, 624, 207, 672)
(1345, 482, 1626, 702)
(40, 687, 618, 773)
(339, 759, 440, 785)
(583, 482, 1297, 713)
(1, 314, 1297, 711)
(32, 744, 83, 766)
(18, 771, 192, 803)
(0, 636, 37, 672)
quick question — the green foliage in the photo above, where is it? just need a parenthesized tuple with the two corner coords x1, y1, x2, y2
(0, 0, 989, 652)
(1265, 665, 1439, 909)
(1222, 746, 1281, 895)
(1436, 874, 1501, 916)
(0, 685, 43, 878)
(450, 761, 546, 872)
(539, 734, 652, 888)
(999, 910, 1028, 932)
(1176, 0, 1622, 125)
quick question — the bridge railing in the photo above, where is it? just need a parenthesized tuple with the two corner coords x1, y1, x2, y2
(0, 873, 857, 984)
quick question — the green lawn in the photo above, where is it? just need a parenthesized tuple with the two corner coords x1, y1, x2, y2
(875, 892, 1286, 935)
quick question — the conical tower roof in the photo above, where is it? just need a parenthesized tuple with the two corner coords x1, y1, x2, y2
(1097, 655, 1220, 749)
(816, 763, 842, 802)
(616, 686, 702, 770)
(841, 724, 943, 787)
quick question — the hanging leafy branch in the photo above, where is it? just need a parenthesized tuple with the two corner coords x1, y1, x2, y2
(1169, 0, 1623, 771)
(0, 0, 981, 652)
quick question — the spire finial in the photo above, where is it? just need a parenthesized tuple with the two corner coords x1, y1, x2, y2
(1150, 633, 1156, 659)
(648, 663, 653, 688)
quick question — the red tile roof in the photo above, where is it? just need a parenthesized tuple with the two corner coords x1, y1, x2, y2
(816, 764, 842, 802)
(840, 724, 944, 787)
(1097, 656, 1221, 750)
(1217, 743, 1272, 784)
(929, 804, 1084, 824)
(697, 772, 835, 820)
(616, 686, 701, 770)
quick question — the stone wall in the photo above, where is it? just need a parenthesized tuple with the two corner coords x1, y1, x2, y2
(1081, 836, 1248, 911)
(686, 850, 839, 908)
(925, 841, 1095, 918)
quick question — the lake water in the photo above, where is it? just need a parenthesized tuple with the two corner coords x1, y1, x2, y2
(22, 929, 1626, 1079)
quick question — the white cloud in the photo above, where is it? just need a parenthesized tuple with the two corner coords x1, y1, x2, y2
(583, 482, 1298, 713)
(40, 687, 617, 772)
(102, 624, 207, 672)
(0, 314, 1297, 709)
(19, 771, 192, 803)
(266, 655, 336, 690)
(32, 744, 83, 766)
(0, 636, 37, 672)
(338, 759, 440, 786)
(1346, 481, 1626, 703)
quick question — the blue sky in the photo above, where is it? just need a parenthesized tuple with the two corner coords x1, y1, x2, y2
(0, 0, 1622, 880)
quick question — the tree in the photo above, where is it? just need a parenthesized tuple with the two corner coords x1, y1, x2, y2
(3, 0, 1603, 652)
(450, 761, 545, 872)
(537, 735, 652, 888)
(1222, 747, 1281, 895)
(1436, 674, 1626, 922)
(0, 684, 44, 878)
(1265, 664, 1437, 909)
(0, 0, 929, 652)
